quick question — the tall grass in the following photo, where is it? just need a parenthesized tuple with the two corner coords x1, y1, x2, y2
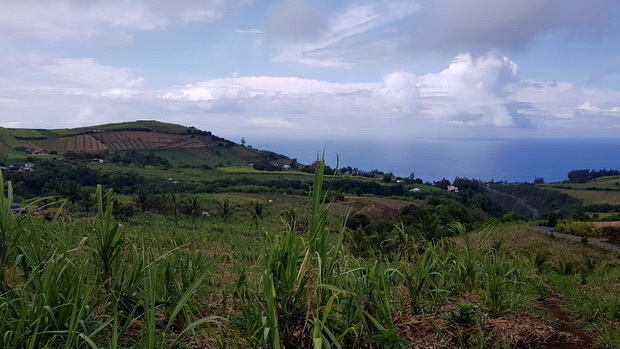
(3, 160, 618, 347)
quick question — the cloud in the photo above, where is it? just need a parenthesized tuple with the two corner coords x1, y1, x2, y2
(262, 0, 617, 68)
(415, 53, 519, 126)
(235, 28, 264, 34)
(41, 58, 147, 88)
(406, 0, 616, 53)
(248, 117, 292, 128)
(265, 0, 328, 42)
(0, 0, 246, 41)
(577, 101, 620, 114)
(268, 0, 419, 67)
(2, 52, 619, 137)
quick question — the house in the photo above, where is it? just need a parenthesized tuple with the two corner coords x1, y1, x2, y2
(282, 164, 291, 170)
(447, 185, 459, 193)
(91, 158, 104, 164)
(396, 180, 405, 183)
(20, 162, 35, 172)
(409, 188, 421, 193)
(25, 148, 47, 155)
(167, 178, 179, 184)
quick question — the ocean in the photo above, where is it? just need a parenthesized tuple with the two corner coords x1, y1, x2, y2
(251, 137, 620, 183)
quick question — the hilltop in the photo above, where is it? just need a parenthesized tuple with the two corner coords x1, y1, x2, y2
(0, 120, 286, 167)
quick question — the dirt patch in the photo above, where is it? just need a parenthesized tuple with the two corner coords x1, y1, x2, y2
(328, 196, 414, 222)
(92, 131, 206, 150)
(394, 312, 580, 349)
(537, 295, 594, 349)
(592, 221, 620, 229)
(23, 131, 214, 153)
(392, 294, 591, 348)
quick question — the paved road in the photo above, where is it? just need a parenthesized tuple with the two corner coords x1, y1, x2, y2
(530, 226, 620, 253)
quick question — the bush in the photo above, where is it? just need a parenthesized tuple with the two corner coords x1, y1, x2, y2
(601, 226, 620, 245)
(555, 221, 596, 237)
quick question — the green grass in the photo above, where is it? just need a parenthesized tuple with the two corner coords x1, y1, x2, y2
(217, 166, 309, 175)
(552, 188, 620, 205)
(541, 176, 620, 190)
(3, 170, 620, 347)
(49, 120, 193, 136)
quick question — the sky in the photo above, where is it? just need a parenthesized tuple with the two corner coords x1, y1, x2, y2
(1, 0, 620, 143)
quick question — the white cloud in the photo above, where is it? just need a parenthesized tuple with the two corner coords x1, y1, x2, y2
(41, 58, 147, 88)
(0, 0, 245, 41)
(577, 101, 620, 114)
(248, 117, 292, 128)
(2, 52, 620, 137)
(269, 0, 419, 67)
(236, 28, 264, 34)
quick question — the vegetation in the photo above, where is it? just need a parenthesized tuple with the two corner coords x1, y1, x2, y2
(1, 122, 620, 347)
(1, 159, 620, 348)
(567, 169, 620, 183)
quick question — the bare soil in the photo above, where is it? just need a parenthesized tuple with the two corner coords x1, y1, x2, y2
(20, 131, 215, 153)
(537, 295, 594, 349)
(394, 293, 593, 348)
(328, 196, 414, 222)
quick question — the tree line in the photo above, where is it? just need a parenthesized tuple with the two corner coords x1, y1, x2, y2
(567, 168, 619, 183)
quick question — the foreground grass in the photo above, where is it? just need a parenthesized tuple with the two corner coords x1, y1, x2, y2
(2, 169, 620, 348)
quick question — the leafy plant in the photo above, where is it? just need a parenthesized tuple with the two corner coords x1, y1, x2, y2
(365, 327, 410, 349)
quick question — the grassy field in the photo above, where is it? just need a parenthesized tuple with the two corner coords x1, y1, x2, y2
(539, 176, 620, 206)
(2, 164, 620, 348)
(541, 176, 620, 190)
(553, 188, 620, 205)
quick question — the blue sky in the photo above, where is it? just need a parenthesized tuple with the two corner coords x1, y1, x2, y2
(1, 0, 620, 142)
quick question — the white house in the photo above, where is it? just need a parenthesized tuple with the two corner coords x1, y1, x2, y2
(447, 185, 459, 193)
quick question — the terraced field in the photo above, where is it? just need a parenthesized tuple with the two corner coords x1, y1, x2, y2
(19, 131, 218, 153)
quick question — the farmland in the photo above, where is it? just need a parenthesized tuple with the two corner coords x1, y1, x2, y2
(2, 121, 620, 347)
(3, 161, 620, 348)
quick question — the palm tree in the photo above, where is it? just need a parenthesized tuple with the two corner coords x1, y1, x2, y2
(79, 187, 95, 213)
(182, 196, 203, 232)
(418, 214, 442, 241)
(168, 193, 180, 226)
(213, 199, 237, 225)
(132, 187, 152, 214)
(248, 201, 266, 236)
(62, 181, 82, 211)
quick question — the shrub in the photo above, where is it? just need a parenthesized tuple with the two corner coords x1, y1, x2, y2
(601, 226, 620, 245)
(555, 221, 596, 237)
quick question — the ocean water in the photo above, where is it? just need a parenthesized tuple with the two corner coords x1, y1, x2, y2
(251, 138, 620, 183)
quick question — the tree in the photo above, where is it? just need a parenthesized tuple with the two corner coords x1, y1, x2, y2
(79, 187, 95, 212)
(418, 214, 442, 241)
(168, 193, 181, 226)
(182, 196, 203, 231)
(247, 201, 266, 236)
(433, 178, 451, 190)
(382, 173, 394, 183)
(213, 199, 237, 225)
(241, 137, 246, 146)
(62, 181, 82, 210)
(132, 187, 153, 214)
(534, 177, 545, 184)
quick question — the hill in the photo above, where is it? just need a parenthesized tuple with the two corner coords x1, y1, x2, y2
(0, 120, 283, 166)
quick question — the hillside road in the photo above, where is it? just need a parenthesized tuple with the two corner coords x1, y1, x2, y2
(530, 226, 620, 253)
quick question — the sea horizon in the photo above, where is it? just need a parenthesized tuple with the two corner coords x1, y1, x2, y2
(251, 137, 620, 184)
